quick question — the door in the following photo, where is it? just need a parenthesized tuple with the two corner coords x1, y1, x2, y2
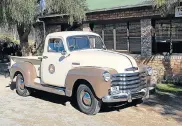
(41, 38, 71, 87)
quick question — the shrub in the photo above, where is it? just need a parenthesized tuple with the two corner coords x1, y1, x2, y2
(0, 34, 20, 44)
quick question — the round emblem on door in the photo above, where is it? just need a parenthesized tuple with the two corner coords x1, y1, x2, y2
(48, 64, 55, 74)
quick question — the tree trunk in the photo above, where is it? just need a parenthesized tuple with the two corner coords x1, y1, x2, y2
(17, 23, 32, 56)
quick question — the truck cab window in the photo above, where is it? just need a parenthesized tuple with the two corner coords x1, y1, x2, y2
(67, 36, 90, 51)
(67, 35, 105, 51)
(48, 38, 65, 53)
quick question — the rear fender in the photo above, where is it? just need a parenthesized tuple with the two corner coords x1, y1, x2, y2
(10, 62, 37, 86)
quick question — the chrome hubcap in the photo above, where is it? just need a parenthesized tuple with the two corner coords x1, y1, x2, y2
(81, 91, 92, 106)
(18, 77, 25, 90)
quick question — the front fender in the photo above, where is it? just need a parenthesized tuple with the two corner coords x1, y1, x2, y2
(10, 62, 37, 86)
(65, 67, 118, 99)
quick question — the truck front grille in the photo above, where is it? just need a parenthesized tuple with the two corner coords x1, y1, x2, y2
(111, 72, 147, 94)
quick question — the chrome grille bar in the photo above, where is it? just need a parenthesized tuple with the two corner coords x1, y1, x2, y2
(111, 71, 147, 93)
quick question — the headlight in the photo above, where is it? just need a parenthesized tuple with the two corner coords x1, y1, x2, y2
(102, 71, 111, 82)
(146, 67, 153, 76)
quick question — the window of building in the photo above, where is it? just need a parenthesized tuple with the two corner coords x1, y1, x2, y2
(128, 21, 141, 53)
(171, 19, 182, 53)
(116, 23, 128, 50)
(93, 25, 102, 38)
(103, 24, 114, 50)
(48, 38, 65, 53)
(154, 19, 182, 54)
(92, 21, 141, 54)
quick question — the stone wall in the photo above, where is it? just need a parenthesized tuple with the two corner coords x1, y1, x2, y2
(141, 19, 152, 57)
(132, 54, 182, 85)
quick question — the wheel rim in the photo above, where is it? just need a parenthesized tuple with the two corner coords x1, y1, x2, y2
(80, 90, 92, 107)
(17, 76, 25, 91)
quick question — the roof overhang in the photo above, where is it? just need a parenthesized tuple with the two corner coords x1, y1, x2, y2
(38, 1, 153, 20)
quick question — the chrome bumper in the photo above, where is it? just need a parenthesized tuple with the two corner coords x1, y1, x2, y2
(102, 88, 149, 103)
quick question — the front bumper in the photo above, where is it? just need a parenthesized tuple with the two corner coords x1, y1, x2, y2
(102, 88, 149, 103)
(102, 70, 151, 103)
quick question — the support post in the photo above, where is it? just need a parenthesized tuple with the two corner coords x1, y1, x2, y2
(113, 29, 116, 50)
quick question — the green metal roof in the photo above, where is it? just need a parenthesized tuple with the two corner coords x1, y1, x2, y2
(39, 0, 152, 19)
(87, 0, 152, 11)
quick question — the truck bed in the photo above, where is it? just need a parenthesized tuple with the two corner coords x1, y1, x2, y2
(10, 56, 42, 77)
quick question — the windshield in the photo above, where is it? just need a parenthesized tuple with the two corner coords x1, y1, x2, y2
(67, 35, 106, 51)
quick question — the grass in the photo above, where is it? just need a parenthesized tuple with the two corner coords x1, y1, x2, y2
(156, 83, 182, 95)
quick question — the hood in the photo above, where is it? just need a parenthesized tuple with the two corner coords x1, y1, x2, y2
(69, 49, 138, 73)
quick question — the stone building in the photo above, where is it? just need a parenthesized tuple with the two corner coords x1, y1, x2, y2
(35, 0, 182, 84)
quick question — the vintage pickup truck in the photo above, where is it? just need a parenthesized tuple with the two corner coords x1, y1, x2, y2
(10, 31, 152, 115)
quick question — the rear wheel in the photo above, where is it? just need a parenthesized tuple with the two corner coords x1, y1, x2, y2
(76, 84, 101, 115)
(16, 74, 31, 97)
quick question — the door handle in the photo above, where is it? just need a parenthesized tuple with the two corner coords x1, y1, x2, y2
(43, 56, 48, 59)
(38, 57, 43, 60)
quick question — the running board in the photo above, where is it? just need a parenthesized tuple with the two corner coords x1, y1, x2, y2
(28, 78, 66, 96)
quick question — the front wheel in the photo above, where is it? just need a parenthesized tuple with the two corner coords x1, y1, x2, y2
(76, 84, 101, 115)
(16, 74, 31, 97)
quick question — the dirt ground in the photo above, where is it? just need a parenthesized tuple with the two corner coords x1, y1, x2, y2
(0, 75, 182, 126)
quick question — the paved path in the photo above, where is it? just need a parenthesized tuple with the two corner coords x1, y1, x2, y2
(0, 75, 181, 126)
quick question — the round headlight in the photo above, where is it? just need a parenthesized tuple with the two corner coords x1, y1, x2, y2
(146, 67, 153, 76)
(102, 71, 111, 82)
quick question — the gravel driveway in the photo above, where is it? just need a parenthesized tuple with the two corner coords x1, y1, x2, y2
(0, 75, 181, 126)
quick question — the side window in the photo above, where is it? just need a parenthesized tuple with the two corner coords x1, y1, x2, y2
(48, 38, 65, 53)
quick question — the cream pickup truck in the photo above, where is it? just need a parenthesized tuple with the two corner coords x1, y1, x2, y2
(10, 31, 152, 115)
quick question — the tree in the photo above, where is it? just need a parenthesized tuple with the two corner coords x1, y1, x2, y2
(152, 0, 181, 16)
(0, 0, 87, 55)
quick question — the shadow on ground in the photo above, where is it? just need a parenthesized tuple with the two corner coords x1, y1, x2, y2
(7, 81, 142, 114)
(31, 90, 71, 106)
(29, 89, 142, 114)
(142, 91, 182, 123)
(7, 82, 16, 90)
(100, 99, 143, 113)
(7, 80, 182, 120)
(28, 89, 182, 120)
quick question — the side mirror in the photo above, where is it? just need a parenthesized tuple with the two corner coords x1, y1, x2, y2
(69, 45, 75, 51)
(102, 45, 106, 50)
(61, 50, 67, 55)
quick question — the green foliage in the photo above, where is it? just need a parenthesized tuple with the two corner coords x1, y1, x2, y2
(153, 0, 167, 8)
(152, 0, 181, 16)
(156, 83, 182, 94)
(0, 0, 87, 26)
(46, 0, 88, 24)
(8, 0, 37, 25)
(0, 34, 35, 45)
(0, 0, 87, 56)
(33, 43, 44, 56)
(0, 34, 20, 44)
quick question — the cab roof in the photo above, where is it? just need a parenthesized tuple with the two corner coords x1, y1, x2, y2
(47, 31, 100, 38)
